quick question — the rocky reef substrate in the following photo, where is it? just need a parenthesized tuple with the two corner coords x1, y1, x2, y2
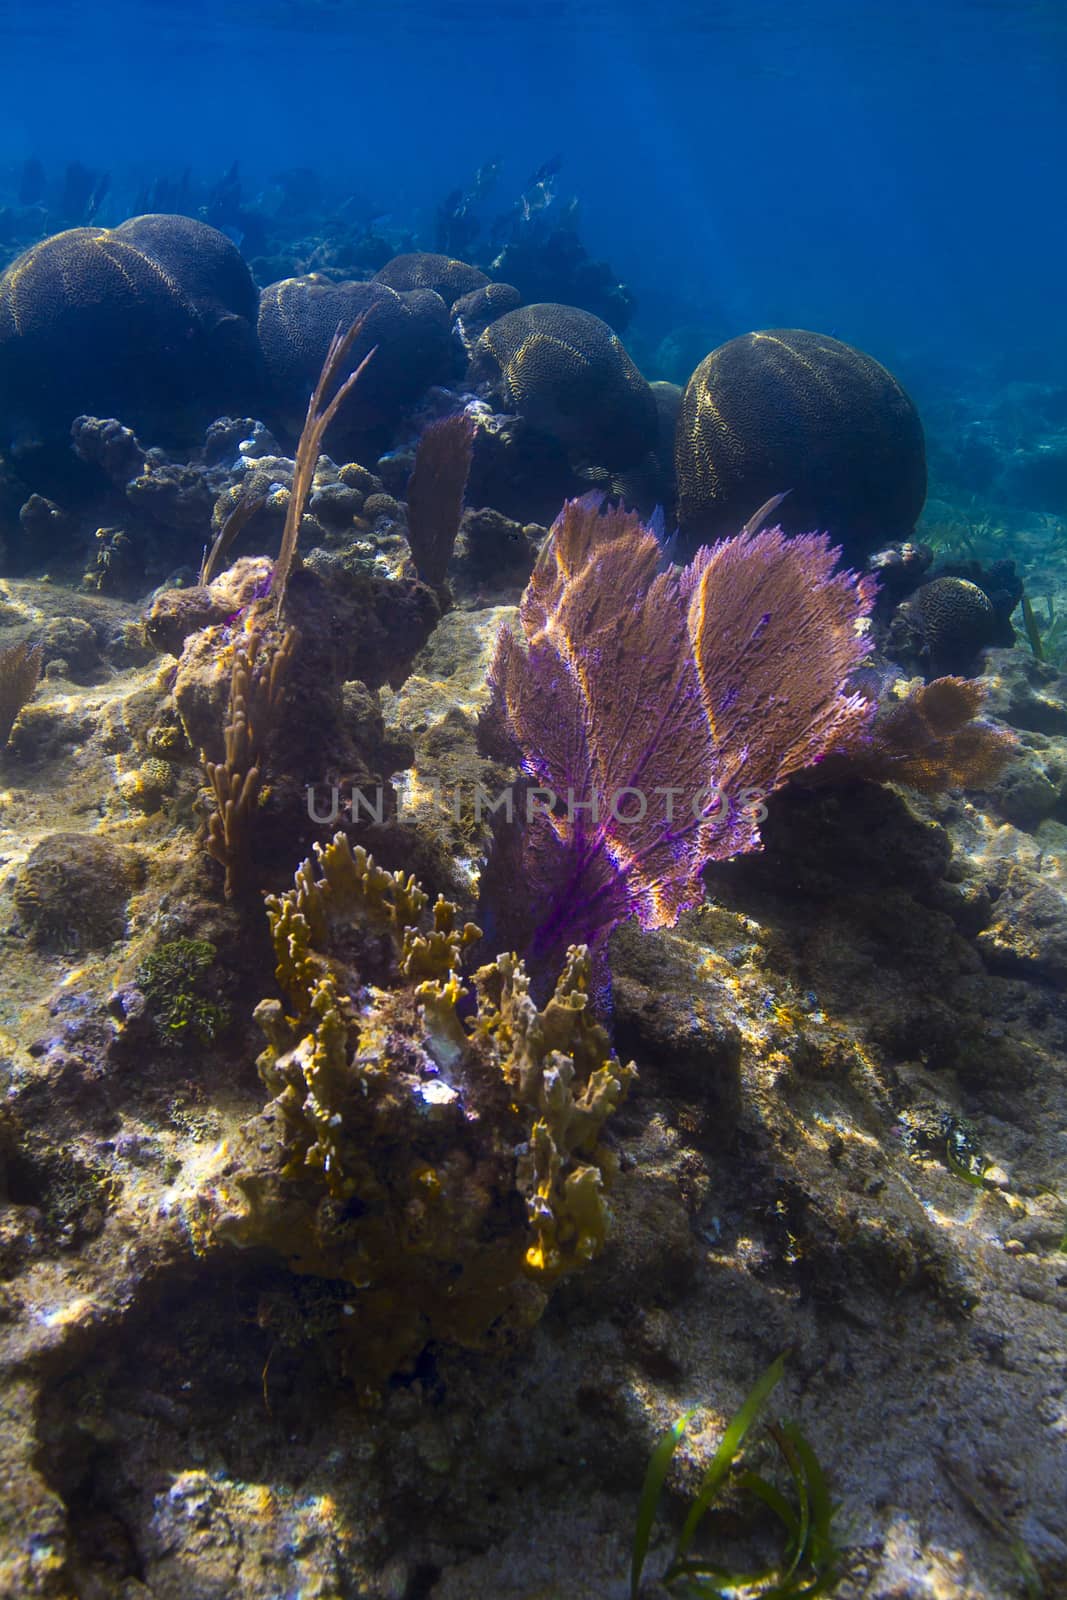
(0, 516, 1064, 1600)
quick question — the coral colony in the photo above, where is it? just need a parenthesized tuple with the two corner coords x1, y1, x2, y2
(480, 494, 878, 982)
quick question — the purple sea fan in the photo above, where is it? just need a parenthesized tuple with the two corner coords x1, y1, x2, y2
(484, 497, 876, 981)
(684, 524, 879, 800)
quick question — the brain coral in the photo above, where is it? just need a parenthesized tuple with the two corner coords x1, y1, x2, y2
(373, 250, 489, 306)
(468, 302, 657, 473)
(675, 328, 926, 560)
(257, 274, 454, 442)
(451, 281, 522, 345)
(892, 575, 999, 677)
(14, 833, 142, 950)
(0, 214, 262, 447)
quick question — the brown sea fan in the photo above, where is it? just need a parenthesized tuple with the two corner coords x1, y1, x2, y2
(0, 638, 42, 747)
(837, 676, 1015, 792)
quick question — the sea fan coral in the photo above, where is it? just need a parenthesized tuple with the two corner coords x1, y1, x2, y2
(483, 497, 877, 978)
(0, 638, 42, 746)
(827, 675, 1015, 792)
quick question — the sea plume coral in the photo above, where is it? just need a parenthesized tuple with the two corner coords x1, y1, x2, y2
(483, 497, 877, 979)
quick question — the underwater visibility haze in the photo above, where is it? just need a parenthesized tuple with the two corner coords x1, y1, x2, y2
(0, 2, 1064, 1596)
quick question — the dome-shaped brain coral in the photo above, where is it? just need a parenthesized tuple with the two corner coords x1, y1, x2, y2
(257, 274, 454, 443)
(675, 328, 926, 560)
(14, 832, 142, 951)
(113, 213, 259, 326)
(468, 302, 658, 473)
(0, 214, 262, 447)
(373, 250, 489, 305)
(451, 281, 522, 344)
(890, 574, 999, 677)
(651, 379, 683, 497)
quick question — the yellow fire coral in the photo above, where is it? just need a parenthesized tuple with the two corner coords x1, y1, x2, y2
(220, 833, 633, 1386)
(472, 949, 635, 1277)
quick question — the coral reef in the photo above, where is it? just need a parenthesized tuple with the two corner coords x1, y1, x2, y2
(885, 557, 1022, 680)
(14, 832, 143, 950)
(489, 220, 635, 333)
(0, 159, 1063, 1600)
(432, 157, 635, 331)
(675, 328, 927, 560)
(650, 377, 683, 500)
(134, 938, 230, 1049)
(0, 568, 1062, 1596)
(0, 636, 41, 744)
(811, 676, 1016, 794)
(200, 617, 296, 899)
(889, 574, 999, 677)
(457, 505, 543, 587)
(451, 280, 522, 346)
(145, 555, 275, 657)
(217, 833, 633, 1388)
(268, 309, 378, 616)
(163, 548, 436, 890)
(373, 250, 488, 303)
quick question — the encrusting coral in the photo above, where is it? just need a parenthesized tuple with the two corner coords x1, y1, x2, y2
(218, 832, 633, 1388)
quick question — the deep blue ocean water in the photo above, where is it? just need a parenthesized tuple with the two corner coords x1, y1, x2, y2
(1, 0, 1063, 382)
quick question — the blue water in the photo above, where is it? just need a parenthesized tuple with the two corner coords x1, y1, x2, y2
(2, 0, 1063, 377)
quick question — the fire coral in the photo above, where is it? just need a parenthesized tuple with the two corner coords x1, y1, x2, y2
(484, 496, 878, 976)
